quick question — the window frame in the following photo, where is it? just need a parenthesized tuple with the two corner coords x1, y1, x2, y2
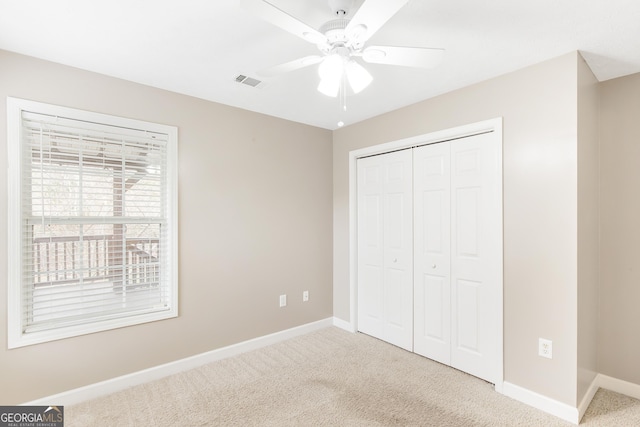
(7, 97, 179, 348)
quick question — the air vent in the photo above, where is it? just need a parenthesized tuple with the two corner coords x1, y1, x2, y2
(235, 74, 262, 88)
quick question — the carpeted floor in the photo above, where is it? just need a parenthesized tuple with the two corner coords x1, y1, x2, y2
(67, 327, 640, 426)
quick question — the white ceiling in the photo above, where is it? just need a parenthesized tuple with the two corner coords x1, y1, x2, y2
(1, 0, 640, 130)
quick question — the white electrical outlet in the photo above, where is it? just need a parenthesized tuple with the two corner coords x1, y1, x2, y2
(539, 338, 552, 359)
(279, 294, 287, 308)
(303, 291, 309, 302)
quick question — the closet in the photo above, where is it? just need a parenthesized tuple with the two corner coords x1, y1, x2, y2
(357, 131, 501, 384)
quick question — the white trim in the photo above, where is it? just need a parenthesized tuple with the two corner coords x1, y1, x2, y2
(577, 375, 599, 422)
(348, 150, 358, 330)
(23, 318, 334, 406)
(348, 118, 504, 386)
(23, 317, 640, 419)
(6, 97, 23, 348)
(332, 316, 356, 332)
(8, 97, 174, 134)
(597, 373, 640, 401)
(502, 381, 580, 424)
(494, 121, 504, 393)
(6, 97, 179, 348)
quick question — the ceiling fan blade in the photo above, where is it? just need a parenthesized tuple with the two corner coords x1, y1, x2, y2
(241, 0, 327, 45)
(258, 55, 323, 77)
(345, 0, 409, 45)
(362, 46, 445, 68)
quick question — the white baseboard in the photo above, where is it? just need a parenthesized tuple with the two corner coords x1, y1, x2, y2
(496, 375, 640, 425)
(577, 375, 599, 423)
(502, 382, 580, 424)
(26, 318, 640, 421)
(332, 316, 355, 332)
(597, 373, 640, 401)
(24, 317, 334, 406)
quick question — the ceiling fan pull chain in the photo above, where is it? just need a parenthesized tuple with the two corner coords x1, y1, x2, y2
(341, 72, 347, 112)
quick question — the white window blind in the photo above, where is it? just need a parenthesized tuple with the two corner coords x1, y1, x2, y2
(8, 98, 178, 348)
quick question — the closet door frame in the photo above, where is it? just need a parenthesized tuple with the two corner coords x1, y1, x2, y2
(348, 118, 504, 392)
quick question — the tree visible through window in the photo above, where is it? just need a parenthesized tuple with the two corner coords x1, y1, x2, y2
(8, 98, 178, 348)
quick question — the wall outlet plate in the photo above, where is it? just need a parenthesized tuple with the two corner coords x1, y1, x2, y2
(539, 338, 552, 359)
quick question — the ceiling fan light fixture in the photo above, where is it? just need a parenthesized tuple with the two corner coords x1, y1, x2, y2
(318, 54, 345, 97)
(318, 75, 341, 97)
(346, 60, 372, 93)
(318, 53, 344, 80)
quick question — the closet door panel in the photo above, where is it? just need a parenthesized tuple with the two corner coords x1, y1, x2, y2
(413, 143, 451, 363)
(357, 150, 413, 351)
(382, 151, 414, 350)
(357, 160, 385, 337)
(450, 133, 500, 384)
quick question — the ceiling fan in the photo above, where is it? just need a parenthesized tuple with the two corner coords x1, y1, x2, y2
(241, 0, 444, 98)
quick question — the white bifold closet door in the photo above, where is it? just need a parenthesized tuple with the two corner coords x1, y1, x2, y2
(414, 132, 500, 383)
(357, 149, 413, 351)
(357, 131, 501, 384)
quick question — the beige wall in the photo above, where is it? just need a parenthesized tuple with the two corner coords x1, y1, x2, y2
(0, 50, 333, 404)
(576, 55, 600, 403)
(3, 45, 637, 409)
(333, 52, 581, 405)
(599, 72, 640, 385)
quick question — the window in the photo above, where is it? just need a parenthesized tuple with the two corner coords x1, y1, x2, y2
(7, 97, 178, 348)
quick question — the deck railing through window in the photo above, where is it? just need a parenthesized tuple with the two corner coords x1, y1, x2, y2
(32, 235, 160, 288)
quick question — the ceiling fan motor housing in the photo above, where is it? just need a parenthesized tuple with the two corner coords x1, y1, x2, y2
(320, 19, 349, 44)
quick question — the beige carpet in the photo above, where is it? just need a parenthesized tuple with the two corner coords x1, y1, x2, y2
(67, 327, 640, 426)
